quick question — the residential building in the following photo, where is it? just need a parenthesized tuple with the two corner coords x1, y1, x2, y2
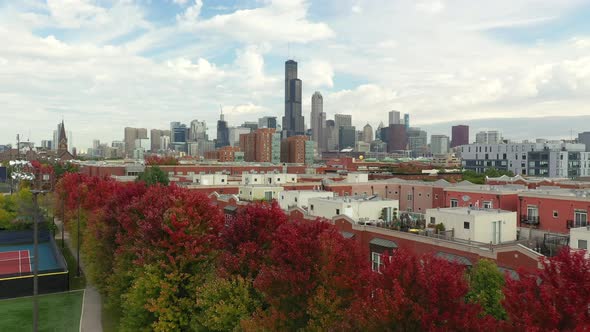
(476, 130, 502, 144)
(238, 185, 284, 201)
(431, 135, 450, 155)
(451, 125, 469, 148)
(124, 127, 147, 157)
(570, 226, 590, 252)
(216, 146, 241, 162)
(308, 196, 400, 223)
(242, 173, 298, 185)
(278, 190, 334, 210)
(239, 128, 277, 163)
(281, 135, 311, 164)
(388, 110, 400, 125)
(425, 207, 517, 244)
(459, 141, 590, 177)
(362, 123, 373, 143)
(191, 173, 228, 185)
(283, 60, 304, 137)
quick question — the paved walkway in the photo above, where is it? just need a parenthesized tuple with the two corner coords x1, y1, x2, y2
(55, 218, 103, 332)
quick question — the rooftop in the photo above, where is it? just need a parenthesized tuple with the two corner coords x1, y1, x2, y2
(429, 207, 515, 216)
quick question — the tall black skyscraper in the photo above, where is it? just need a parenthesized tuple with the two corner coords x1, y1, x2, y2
(216, 109, 229, 148)
(282, 60, 304, 137)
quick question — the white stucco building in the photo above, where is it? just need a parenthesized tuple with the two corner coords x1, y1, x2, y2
(308, 196, 399, 222)
(425, 207, 517, 244)
(238, 185, 284, 201)
(278, 190, 334, 210)
(241, 173, 298, 185)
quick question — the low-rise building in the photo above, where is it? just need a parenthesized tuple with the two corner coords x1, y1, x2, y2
(278, 190, 334, 210)
(192, 173, 228, 185)
(345, 173, 369, 183)
(241, 173, 298, 185)
(425, 207, 517, 244)
(238, 185, 284, 201)
(569, 226, 590, 252)
(307, 196, 399, 223)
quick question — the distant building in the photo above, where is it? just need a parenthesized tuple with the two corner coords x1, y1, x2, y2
(459, 141, 590, 177)
(283, 60, 304, 137)
(308, 196, 399, 223)
(431, 135, 450, 155)
(407, 127, 427, 157)
(238, 185, 283, 201)
(124, 127, 148, 157)
(451, 125, 469, 148)
(216, 110, 229, 148)
(150, 129, 171, 152)
(239, 128, 280, 163)
(229, 127, 251, 147)
(375, 121, 385, 141)
(279, 190, 334, 210)
(217, 146, 242, 162)
(334, 114, 352, 148)
(325, 120, 338, 151)
(310, 91, 325, 151)
(281, 135, 311, 164)
(362, 123, 373, 143)
(403, 113, 410, 130)
(385, 124, 407, 152)
(578, 132, 590, 152)
(258, 116, 277, 129)
(388, 110, 400, 125)
(56, 120, 74, 160)
(242, 122, 258, 131)
(41, 140, 52, 150)
(338, 125, 356, 150)
(476, 130, 502, 144)
(189, 120, 207, 141)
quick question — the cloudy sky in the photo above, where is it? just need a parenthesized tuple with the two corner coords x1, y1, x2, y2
(1, 0, 590, 149)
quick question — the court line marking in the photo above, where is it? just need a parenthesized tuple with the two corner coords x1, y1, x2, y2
(18, 250, 21, 274)
(79, 289, 86, 332)
(0, 271, 68, 281)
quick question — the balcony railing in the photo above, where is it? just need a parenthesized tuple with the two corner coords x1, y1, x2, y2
(521, 216, 540, 225)
(567, 220, 589, 229)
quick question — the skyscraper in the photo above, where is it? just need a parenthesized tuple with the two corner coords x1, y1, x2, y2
(431, 135, 450, 155)
(310, 91, 325, 149)
(579, 132, 590, 152)
(388, 111, 400, 125)
(189, 120, 207, 141)
(403, 113, 410, 130)
(407, 127, 427, 157)
(451, 125, 469, 148)
(258, 116, 277, 129)
(150, 129, 171, 152)
(376, 121, 384, 141)
(216, 110, 229, 148)
(362, 123, 374, 143)
(124, 127, 147, 157)
(282, 60, 304, 137)
(325, 120, 337, 151)
(338, 126, 356, 150)
(386, 124, 407, 152)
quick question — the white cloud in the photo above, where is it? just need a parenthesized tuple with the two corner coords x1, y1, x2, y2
(176, 0, 203, 28)
(301, 60, 334, 88)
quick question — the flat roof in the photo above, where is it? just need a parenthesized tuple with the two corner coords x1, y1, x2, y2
(428, 207, 515, 215)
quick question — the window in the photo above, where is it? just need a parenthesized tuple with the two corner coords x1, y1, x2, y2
(430, 217, 436, 224)
(574, 210, 588, 227)
(435, 194, 439, 199)
(221, 179, 225, 183)
(372, 252, 383, 272)
(336, 209, 340, 215)
(310, 204, 314, 211)
(578, 240, 588, 250)
(553, 210, 558, 218)
(450, 199, 458, 207)
(407, 194, 413, 201)
(464, 222, 470, 229)
(483, 201, 492, 209)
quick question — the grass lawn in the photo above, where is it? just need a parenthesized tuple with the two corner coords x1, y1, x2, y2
(0, 290, 84, 332)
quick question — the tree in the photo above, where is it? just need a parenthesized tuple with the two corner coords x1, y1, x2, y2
(467, 259, 506, 320)
(194, 276, 261, 332)
(136, 166, 169, 186)
(503, 249, 590, 331)
(347, 250, 495, 331)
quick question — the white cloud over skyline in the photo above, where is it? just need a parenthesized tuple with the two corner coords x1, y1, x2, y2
(1, 0, 590, 149)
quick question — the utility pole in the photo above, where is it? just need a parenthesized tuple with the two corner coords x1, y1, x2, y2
(31, 191, 41, 332)
(61, 196, 65, 249)
(76, 193, 81, 277)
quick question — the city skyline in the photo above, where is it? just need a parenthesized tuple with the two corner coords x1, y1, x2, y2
(2, 1, 590, 148)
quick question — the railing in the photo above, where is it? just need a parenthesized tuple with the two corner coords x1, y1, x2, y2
(567, 219, 589, 229)
(520, 216, 540, 225)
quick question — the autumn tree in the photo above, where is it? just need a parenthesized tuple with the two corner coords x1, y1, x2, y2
(467, 259, 507, 320)
(503, 249, 590, 331)
(136, 166, 169, 186)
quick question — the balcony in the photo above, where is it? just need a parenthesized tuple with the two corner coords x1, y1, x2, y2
(567, 220, 589, 229)
(521, 216, 540, 225)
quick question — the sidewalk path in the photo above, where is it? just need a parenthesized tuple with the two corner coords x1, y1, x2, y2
(55, 218, 103, 332)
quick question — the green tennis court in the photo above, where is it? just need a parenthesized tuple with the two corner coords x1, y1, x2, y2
(0, 290, 83, 331)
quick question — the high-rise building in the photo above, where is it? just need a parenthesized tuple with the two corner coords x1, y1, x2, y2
(41, 140, 52, 150)
(325, 120, 337, 151)
(150, 129, 171, 152)
(189, 120, 207, 141)
(338, 126, 356, 150)
(386, 124, 407, 152)
(375, 121, 385, 141)
(239, 128, 278, 163)
(229, 127, 251, 147)
(281, 135, 310, 164)
(579, 131, 590, 152)
(451, 125, 469, 148)
(334, 114, 352, 149)
(282, 60, 304, 137)
(407, 127, 427, 157)
(160, 136, 170, 152)
(310, 92, 325, 150)
(124, 127, 148, 157)
(242, 122, 259, 131)
(170, 122, 188, 152)
(431, 135, 450, 155)
(388, 111, 400, 125)
(403, 113, 410, 130)
(476, 130, 502, 145)
(362, 123, 374, 143)
(216, 110, 230, 148)
(258, 116, 277, 129)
